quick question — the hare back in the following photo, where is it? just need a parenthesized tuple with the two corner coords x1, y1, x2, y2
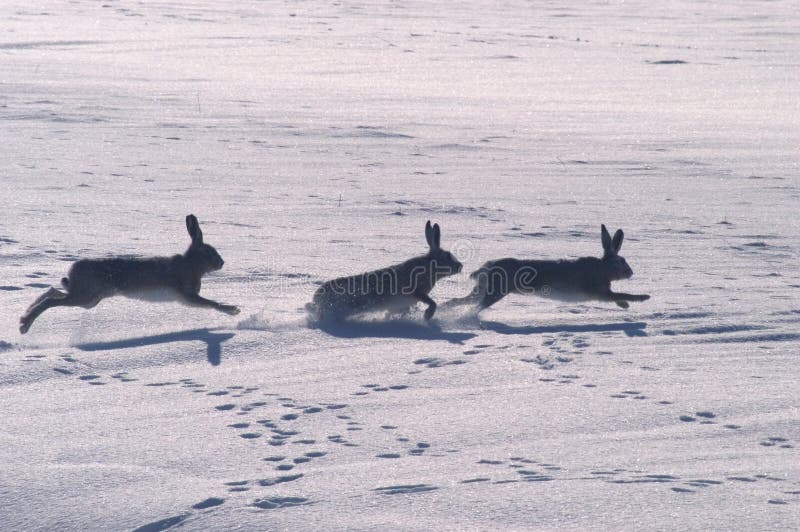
(66, 256, 185, 295)
(312, 259, 437, 317)
(473, 257, 608, 300)
(316, 258, 436, 301)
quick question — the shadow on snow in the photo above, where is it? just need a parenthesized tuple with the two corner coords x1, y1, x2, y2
(479, 320, 648, 337)
(74, 327, 235, 366)
(313, 319, 477, 345)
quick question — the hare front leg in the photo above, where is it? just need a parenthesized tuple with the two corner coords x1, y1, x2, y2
(414, 292, 437, 321)
(181, 292, 240, 315)
(608, 291, 650, 309)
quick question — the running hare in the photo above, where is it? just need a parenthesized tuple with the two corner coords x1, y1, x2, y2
(19, 215, 239, 334)
(309, 221, 462, 321)
(450, 225, 650, 311)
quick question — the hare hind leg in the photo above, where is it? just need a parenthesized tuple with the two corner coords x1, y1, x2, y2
(19, 287, 68, 333)
(477, 290, 507, 310)
(445, 279, 508, 311)
(26, 287, 68, 309)
(475, 270, 512, 310)
(19, 288, 104, 334)
(444, 285, 485, 308)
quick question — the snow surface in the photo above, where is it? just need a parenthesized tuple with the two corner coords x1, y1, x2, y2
(2, 1, 799, 530)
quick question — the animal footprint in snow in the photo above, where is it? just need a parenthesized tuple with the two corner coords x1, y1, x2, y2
(79, 375, 106, 385)
(373, 484, 438, 495)
(409, 442, 430, 456)
(305, 451, 327, 458)
(760, 436, 793, 449)
(353, 384, 409, 396)
(695, 411, 716, 423)
(460, 477, 491, 484)
(571, 336, 590, 349)
(192, 497, 225, 510)
(520, 355, 554, 370)
(238, 401, 268, 413)
(133, 514, 190, 531)
(224, 480, 250, 492)
(679, 411, 717, 424)
(257, 474, 303, 487)
(269, 429, 299, 446)
(328, 434, 357, 447)
(251, 496, 311, 510)
(179, 379, 204, 390)
(610, 390, 647, 400)
(413, 357, 467, 369)
(607, 473, 680, 485)
(509, 456, 561, 480)
(516, 469, 555, 482)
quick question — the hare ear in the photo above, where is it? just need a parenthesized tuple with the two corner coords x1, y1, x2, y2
(601, 224, 613, 253)
(425, 220, 434, 249)
(186, 214, 203, 245)
(612, 229, 624, 253)
(432, 223, 441, 250)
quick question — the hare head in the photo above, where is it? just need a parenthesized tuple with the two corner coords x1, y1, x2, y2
(184, 214, 225, 273)
(425, 220, 463, 280)
(601, 224, 633, 281)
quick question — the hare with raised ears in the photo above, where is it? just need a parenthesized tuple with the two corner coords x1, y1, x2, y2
(19, 215, 240, 334)
(449, 225, 650, 311)
(308, 221, 463, 322)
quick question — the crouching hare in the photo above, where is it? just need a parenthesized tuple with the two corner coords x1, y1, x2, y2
(449, 224, 650, 311)
(19, 214, 239, 334)
(308, 221, 463, 321)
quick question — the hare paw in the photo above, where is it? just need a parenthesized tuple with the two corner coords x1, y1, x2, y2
(222, 305, 240, 316)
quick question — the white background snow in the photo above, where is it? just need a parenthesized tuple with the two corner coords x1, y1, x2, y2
(1, 1, 799, 530)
